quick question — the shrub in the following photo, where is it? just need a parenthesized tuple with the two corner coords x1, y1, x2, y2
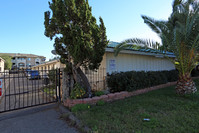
(162, 70, 179, 82)
(71, 103, 90, 112)
(107, 70, 178, 93)
(191, 68, 199, 77)
(94, 91, 105, 96)
(70, 83, 86, 99)
(48, 69, 57, 85)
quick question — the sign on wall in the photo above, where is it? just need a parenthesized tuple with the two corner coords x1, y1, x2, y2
(109, 59, 116, 70)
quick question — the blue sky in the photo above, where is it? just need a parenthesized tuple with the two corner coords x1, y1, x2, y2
(0, 0, 173, 60)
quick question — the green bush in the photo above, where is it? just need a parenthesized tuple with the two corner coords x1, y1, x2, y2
(162, 70, 179, 82)
(71, 103, 90, 112)
(191, 68, 199, 77)
(70, 83, 86, 99)
(94, 91, 105, 96)
(107, 70, 178, 93)
(48, 69, 57, 84)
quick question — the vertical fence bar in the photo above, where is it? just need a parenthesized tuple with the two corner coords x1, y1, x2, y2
(27, 70, 29, 107)
(45, 69, 47, 103)
(42, 68, 44, 104)
(31, 76, 34, 106)
(48, 70, 51, 102)
(13, 73, 16, 109)
(37, 68, 40, 105)
(18, 70, 20, 108)
(34, 77, 36, 105)
(68, 72, 71, 97)
(95, 69, 97, 91)
(92, 69, 94, 91)
(9, 71, 11, 110)
(55, 69, 58, 102)
(22, 70, 25, 108)
(58, 68, 61, 102)
(4, 70, 6, 111)
(103, 68, 105, 90)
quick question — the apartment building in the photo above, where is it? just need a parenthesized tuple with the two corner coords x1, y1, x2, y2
(0, 57, 5, 72)
(0, 53, 46, 70)
(31, 59, 65, 70)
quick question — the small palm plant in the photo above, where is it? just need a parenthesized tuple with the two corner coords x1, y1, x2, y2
(115, 0, 199, 95)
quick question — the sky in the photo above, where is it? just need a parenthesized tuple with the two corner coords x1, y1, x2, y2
(0, 0, 173, 61)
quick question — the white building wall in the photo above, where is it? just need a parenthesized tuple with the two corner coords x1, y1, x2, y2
(0, 58, 5, 72)
(106, 53, 175, 74)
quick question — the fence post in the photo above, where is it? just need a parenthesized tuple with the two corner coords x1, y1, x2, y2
(62, 71, 70, 101)
(58, 69, 61, 102)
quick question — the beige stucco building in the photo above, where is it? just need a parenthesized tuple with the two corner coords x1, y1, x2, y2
(0, 53, 46, 70)
(31, 42, 175, 91)
(104, 48, 175, 74)
(31, 59, 65, 70)
(0, 57, 5, 72)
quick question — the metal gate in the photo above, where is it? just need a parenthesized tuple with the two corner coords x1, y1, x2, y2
(0, 69, 61, 113)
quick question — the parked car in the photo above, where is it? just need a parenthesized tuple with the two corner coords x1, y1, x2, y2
(9, 70, 19, 74)
(27, 70, 40, 80)
(25, 69, 31, 76)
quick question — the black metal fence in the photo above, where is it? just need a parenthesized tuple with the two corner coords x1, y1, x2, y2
(0, 69, 61, 113)
(81, 67, 107, 91)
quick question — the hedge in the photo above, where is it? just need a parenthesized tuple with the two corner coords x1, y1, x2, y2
(107, 70, 179, 93)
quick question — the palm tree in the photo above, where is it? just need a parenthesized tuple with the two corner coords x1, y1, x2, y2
(115, 0, 199, 95)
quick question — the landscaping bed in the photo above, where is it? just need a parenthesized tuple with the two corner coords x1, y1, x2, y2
(64, 82, 176, 108)
(72, 84, 199, 133)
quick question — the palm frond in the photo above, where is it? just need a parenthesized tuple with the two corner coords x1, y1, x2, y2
(114, 42, 134, 56)
(141, 15, 162, 35)
(114, 38, 160, 56)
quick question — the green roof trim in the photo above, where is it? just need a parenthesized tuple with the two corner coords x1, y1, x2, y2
(107, 41, 175, 56)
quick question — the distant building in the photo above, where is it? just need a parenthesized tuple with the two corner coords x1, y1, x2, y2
(0, 57, 5, 72)
(31, 59, 65, 70)
(31, 41, 176, 91)
(32, 41, 176, 73)
(0, 53, 46, 70)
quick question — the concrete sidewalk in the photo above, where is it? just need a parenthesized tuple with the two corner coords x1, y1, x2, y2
(0, 104, 78, 133)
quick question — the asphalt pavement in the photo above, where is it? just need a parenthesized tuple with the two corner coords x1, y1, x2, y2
(0, 103, 78, 133)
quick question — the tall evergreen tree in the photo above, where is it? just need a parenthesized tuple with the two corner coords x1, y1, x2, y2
(44, 0, 108, 97)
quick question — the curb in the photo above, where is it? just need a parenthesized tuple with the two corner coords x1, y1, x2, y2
(58, 104, 91, 133)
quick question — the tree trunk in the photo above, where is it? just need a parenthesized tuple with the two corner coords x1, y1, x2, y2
(176, 73, 197, 95)
(71, 66, 92, 98)
(62, 71, 70, 101)
(76, 67, 92, 98)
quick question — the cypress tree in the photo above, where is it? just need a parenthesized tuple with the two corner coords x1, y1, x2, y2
(44, 0, 108, 97)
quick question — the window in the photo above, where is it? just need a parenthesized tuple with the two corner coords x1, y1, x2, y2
(28, 58, 31, 61)
(18, 63, 25, 67)
(27, 63, 31, 67)
(18, 58, 25, 60)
